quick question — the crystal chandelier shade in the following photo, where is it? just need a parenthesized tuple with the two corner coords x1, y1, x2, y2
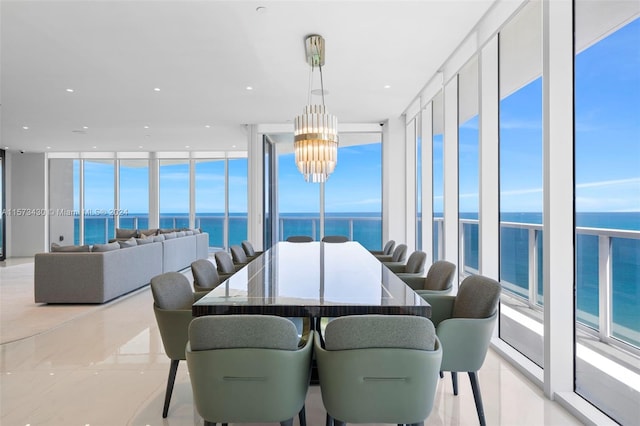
(294, 35, 338, 183)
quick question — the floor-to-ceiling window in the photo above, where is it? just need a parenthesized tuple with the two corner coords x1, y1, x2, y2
(324, 134, 382, 250)
(119, 159, 149, 230)
(458, 56, 480, 276)
(574, 6, 640, 424)
(159, 160, 190, 230)
(498, 0, 545, 367)
(432, 92, 444, 261)
(195, 159, 226, 248)
(270, 133, 382, 249)
(83, 159, 115, 245)
(228, 157, 248, 247)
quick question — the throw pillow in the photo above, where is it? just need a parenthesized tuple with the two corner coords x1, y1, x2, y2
(115, 228, 138, 239)
(153, 234, 166, 242)
(118, 237, 137, 248)
(163, 231, 177, 240)
(91, 242, 120, 252)
(176, 231, 186, 237)
(139, 228, 158, 237)
(136, 237, 154, 245)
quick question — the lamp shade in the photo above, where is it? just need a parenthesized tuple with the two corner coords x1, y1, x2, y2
(294, 104, 338, 183)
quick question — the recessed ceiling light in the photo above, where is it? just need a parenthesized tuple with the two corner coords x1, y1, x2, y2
(204, 125, 211, 128)
(22, 126, 29, 130)
(185, 145, 190, 148)
(153, 87, 161, 92)
(138, 145, 143, 149)
(143, 125, 149, 129)
(83, 126, 88, 130)
(66, 88, 74, 93)
(46, 146, 51, 149)
(246, 86, 253, 91)
(92, 146, 97, 149)
(232, 145, 237, 148)
(384, 85, 391, 89)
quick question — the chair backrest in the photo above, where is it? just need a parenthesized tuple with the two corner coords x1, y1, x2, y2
(321, 235, 349, 243)
(316, 315, 441, 425)
(241, 240, 256, 257)
(214, 251, 236, 274)
(190, 259, 220, 290)
(404, 250, 427, 274)
(453, 274, 501, 318)
(189, 315, 300, 351)
(150, 272, 195, 362)
(383, 240, 395, 255)
(230, 245, 248, 264)
(150, 272, 193, 310)
(186, 315, 313, 424)
(286, 235, 313, 242)
(424, 260, 456, 291)
(323, 315, 436, 351)
(391, 244, 408, 262)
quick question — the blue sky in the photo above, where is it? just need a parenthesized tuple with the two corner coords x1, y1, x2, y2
(80, 17, 638, 216)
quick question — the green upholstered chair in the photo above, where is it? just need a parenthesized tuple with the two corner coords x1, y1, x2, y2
(401, 260, 457, 297)
(190, 259, 222, 292)
(286, 235, 314, 242)
(385, 250, 427, 280)
(214, 251, 240, 282)
(150, 272, 204, 418)
(186, 315, 314, 426)
(230, 245, 249, 267)
(315, 315, 442, 426)
(421, 274, 501, 426)
(374, 243, 407, 263)
(241, 240, 263, 261)
(369, 239, 395, 256)
(321, 235, 349, 243)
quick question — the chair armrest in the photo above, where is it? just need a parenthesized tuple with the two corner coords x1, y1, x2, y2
(436, 313, 497, 372)
(418, 294, 455, 327)
(396, 272, 424, 281)
(374, 254, 394, 262)
(385, 263, 407, 273)
(400, 276, 426, 290)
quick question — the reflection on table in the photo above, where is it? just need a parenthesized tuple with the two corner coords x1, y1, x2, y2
(193, 242, 430, 318)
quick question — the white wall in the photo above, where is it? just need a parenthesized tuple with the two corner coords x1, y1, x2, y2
(8, 152, 48, 257)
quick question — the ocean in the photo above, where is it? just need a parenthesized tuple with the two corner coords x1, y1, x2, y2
(75, 211, 639, 347)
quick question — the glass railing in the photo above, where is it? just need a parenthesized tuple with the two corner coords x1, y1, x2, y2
(457, 218, 640, 349)
(278, 214, 382, 251)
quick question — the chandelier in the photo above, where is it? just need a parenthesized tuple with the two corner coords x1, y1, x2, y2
(294, 34, 338, 183)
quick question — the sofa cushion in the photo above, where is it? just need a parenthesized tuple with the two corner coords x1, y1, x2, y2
(50, 243, 90, 252)
(176, 231, 186, 237)
(184, 230, 194, 236)
(153, 234, 165, 242)
(118, 237, 138, 248)
(116, 228, 138, 239)
(139, 228, 158, 237)
(136, 237, 154, 245)
(163, 231, 177, 240)
(159, 228, 178, 234)
(92, 242, 121, 252)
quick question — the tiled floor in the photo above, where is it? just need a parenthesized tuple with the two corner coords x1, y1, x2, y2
(0, 258, 582, 426)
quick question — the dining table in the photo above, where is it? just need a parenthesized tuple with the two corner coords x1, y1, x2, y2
(192, 241, 431, 320)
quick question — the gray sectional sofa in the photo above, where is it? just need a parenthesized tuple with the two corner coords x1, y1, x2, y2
(34, 232, 209, 304)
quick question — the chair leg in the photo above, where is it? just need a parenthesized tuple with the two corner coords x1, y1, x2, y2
(162, 359, 180, 418)
(326, 413, 333, 426)
(298, 405, 307, 426)
(468, 371, 486, 426)
(203, 421, 214, 426)
(451, 371, 458, 396)
(280, 418, 294, 426)
(439, 371, 444, 378)
(333, 420, 347, 426)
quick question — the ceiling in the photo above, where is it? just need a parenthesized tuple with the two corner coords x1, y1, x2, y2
(1, 0, 496, 154)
